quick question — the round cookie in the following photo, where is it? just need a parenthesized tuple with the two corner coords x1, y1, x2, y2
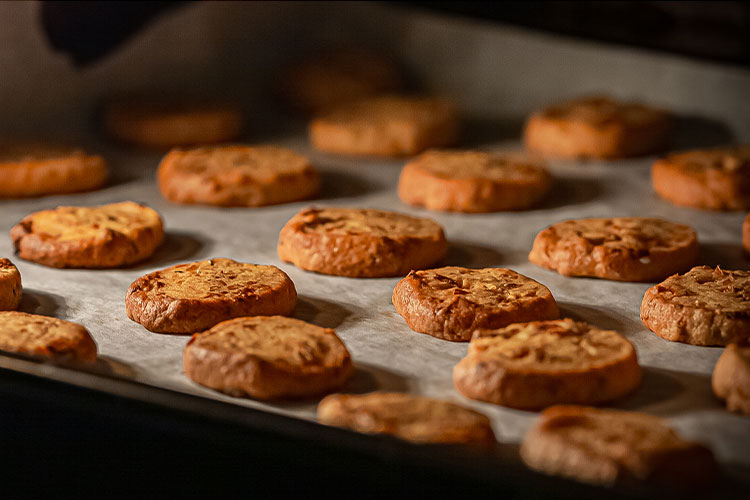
(712, 343, 750, 415)
(744, 214, 750, 258)
(641, 266, 750, 346)
(398, 150, 552, 213)
(126, 258, 297, 334)
(183, 316, 352, 399)
(317, 392, 496, 446)
(0, 311, 97, 362)
(277, 207, 447, 278)
(0, 142, 107, 198)
(103, 98, 244, 149)
(520, 406, 717, 487)
(309, 95, 459, 157)
(524, 95, 671, 159)
(529, 217, 698, 282)
(392, 266, 560, 342)
(10, 201, 164, 269)
(0, 259, 22, 311)
(453, 319, 640, 410)
(652, 146, 750, 211)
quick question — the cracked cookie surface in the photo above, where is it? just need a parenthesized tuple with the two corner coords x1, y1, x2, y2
(0, 311, 97, 362)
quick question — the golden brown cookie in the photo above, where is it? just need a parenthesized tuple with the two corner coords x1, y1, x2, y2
(103, 98, 244, 149)
(0, 311, 97, 362)
(126, 258, 297, 334)
(277, 207, 447, 278)
(453, 319, 640, 410)
(398, 150, 552, 213)
(317, 392, 496, 446)
(309, 95, 459, 157)
(278, 49, 401, 114)
(652, 146, 750, 211)
(10, 201, 164, 269)
(744, 214, 750, 257)
(157, 145, 319, 207)
(712, 343, 750, 415)
(641, 266, 750, 346)
(0, 259, 22, 311)
(524, 96, 670, 159)
(392, 266, 560, 342)
(520, 406, 717, 487)
(529, 217, 698, 282)
(183, 316, 352, 399)
(0, 142, 107, 198)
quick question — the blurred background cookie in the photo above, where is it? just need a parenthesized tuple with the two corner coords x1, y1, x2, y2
(0, 259, 22, 311)
(0, 311, 97, 363)
(712, 343, 750, 415)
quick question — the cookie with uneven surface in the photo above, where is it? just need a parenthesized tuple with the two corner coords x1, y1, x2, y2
(520, 406, 717, 487)
(712, 343, 750, 415)
(529, 217, 698, 282)
(453, 319, 640, 410)
(641, 266, 750, 346)
(278, 207, 447, 278)
(392, 266, 560, 342)
(157, 145, 320, 207)
(652, 146, 750, 211)
(0, 311, 97, 362)
(744, 214, 750, 257)
(309, 95, 459, 157)
(10, 201, 164, 269)
(398, 150, 552, 213)
(183, 316, 352, 399)
(126, 258, 297, 334)
(317, 392, 496, 446)
(524, 96, 670, 159)
(0, 259, 22, 311)
(0, 141, 107, 198)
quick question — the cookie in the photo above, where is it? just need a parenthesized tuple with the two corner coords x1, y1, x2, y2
(317, 392, 496, 446)
(0, 141, 107, 198)
(183, 316, 352, 399)
(0, 259, 22, 311)
(103, 98, 244, 149)
(524, 96, 671, 159)
(309, 95, 459, 157)
(392, 266, 560, 342)
(453, 319, 640, 410)
(641, 266, 750, 346)
(126, 258, 297, 334)
(712, 343, 750, 415)
(652, 146, 750, 211)
(398, 150, 552, 213)
(277, 207, 447, 278)
(157, 145, 320, 207)
(278, 49, 401, 114)
(10, 201, 164, 269)
(0, 311, 97, 363)
(529, 217, 698, 282)
(744, 214, 750, 257)
(520, 406, 717, 487)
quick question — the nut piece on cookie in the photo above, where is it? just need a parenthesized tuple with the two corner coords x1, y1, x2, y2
(712, 343, 750, 415)
(392, 266, 560, 342)
(183, 316, 352, 399)
(529, 217, 698, 282)
(453, 319, 640, 409)
(0, 141, 107, 198)
(157, 145, 319, 207)
(0, 311, 97, 363)
(318, 392, 496, 446)
(0, 259, 22, 311)
(641, 266, 750, 346)
(398, 150, 551, 213)
(10, 201, 164, 269)
(520, 405, 717, 487)
(524, 95, 671, 159)
(103, 97, 244, 149)
(652, 146, 750, 211)
(278, 207, 447, 278)
(126, 258, 297, 334)
(309, 95, 459, 157)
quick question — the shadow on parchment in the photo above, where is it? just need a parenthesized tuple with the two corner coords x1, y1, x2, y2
(88, 355, 138, 379)
(699, 241, 749, 271)
(345, 362, 410, 394)
(18, 289, 65, 317)
(459, 116, 525, 148)
(126, 231, 209, 270)
(295, 295, 352, 329)
(444, 240, 507, 268)
(317, 169, 382, 200)
(536, 176, 603, 210)
(557, 302, 641, 333)
(615, 366, 720, 415)
(669, 114, 735, 152)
